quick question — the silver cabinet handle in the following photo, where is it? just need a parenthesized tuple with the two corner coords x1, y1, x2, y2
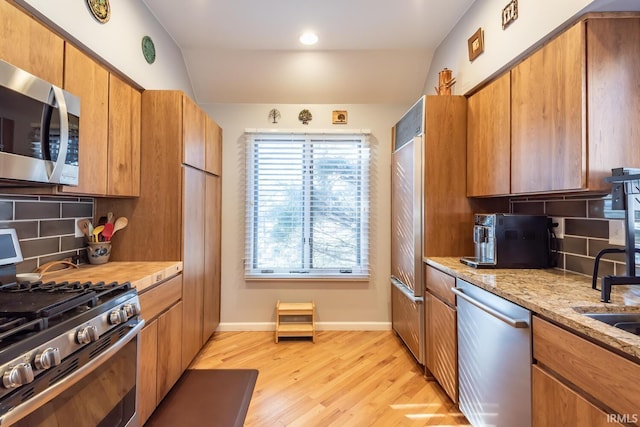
(451, 287, 529, 328)
(391, 277, 424, 303)
(47, 85, 69, 183)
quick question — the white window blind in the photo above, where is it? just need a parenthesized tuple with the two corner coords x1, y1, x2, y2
(245, 132, 370, 279)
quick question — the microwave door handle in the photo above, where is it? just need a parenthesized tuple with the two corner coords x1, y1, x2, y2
(47, 85, 69, 183)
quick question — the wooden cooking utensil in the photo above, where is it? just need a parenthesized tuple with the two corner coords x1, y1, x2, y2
(112, 217, 128, 237)
(107, 211, 114, 224)
(77, 219, 92, 240)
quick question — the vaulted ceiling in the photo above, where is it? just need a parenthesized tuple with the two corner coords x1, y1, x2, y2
(142, 0, 476, 104)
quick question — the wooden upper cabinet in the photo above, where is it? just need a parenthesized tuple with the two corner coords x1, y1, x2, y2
(205, 116, 222, 176)
(467, 73, 511, 197)
(586, 17, 640, 192)
(107, 74, 141, 197)
(183, 96, 206, 170)
(62, 44, 109, 195)
(511, 22, 586, 194)
(0, 1, 63, 86)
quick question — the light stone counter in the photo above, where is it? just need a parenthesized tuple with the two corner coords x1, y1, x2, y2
(426, 257, 640, 361)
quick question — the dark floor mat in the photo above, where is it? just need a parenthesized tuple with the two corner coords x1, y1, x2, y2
(145, 369, 259, 427)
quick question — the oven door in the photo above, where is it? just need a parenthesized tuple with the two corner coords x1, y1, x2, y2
(1, 320, 143, 427)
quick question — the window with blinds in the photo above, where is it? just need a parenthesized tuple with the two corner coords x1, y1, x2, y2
(245, 132, 370, 279)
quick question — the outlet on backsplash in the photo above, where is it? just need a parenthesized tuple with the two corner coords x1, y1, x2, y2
(551, 217, 564, 239)
(609, 220, 625, 246)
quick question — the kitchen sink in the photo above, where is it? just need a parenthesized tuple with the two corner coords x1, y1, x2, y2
(582, 312, 640, 336)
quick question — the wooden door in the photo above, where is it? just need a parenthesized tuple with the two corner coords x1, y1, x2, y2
(467, 73, 511, 197)
(62, 44, 109, 195)
(107, 74, 141, 196)
(202, 174, 221, 342)
(205, 116, 222, 176)
(183, 95, 205, 170)
(157, 301, 183, 403)
(426, 294, 457, 403)
(181, 166, 205, 369)
(0, 1, 64, 86)
(532, 366, 623, 427)
(138, 319, 158, 425)
(511, 22, 585, 194)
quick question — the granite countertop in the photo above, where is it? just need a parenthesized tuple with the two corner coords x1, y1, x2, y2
(426, 257, 640, 361)
(40, 261, 183, 293)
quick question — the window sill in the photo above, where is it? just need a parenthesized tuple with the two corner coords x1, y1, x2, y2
(245, 274, 370, 283)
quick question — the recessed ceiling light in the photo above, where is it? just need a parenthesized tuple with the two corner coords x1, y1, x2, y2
(299, 32, 318, 46)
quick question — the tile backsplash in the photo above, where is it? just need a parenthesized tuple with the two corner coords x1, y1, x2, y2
(0, 194, 93, 273)
(511, 195, 628, 279)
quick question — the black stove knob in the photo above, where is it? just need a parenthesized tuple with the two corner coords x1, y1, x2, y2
(109, 309, 128, 325)
(34, 347, 61, 370)
(76, 325, 99, 344)
(2, 363, 34, 389)
(123, 303, 140, 318)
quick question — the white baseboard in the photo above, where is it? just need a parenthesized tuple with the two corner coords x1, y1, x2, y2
(217, 321, 392, 332)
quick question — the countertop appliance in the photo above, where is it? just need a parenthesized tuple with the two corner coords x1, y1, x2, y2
(0, 229, 142, 426)
(453, 278, 532, 427)
(391, 97, 425, 364)
(0, 59, 80, 186)
(460, 213, 550, 268)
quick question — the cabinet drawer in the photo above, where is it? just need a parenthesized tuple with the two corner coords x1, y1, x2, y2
(139, 274, 183, 321)
(425, 265, 455, 306)
(533, 316, 640, 421)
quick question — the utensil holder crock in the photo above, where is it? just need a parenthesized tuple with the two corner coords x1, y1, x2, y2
(87, 241, 111, 265)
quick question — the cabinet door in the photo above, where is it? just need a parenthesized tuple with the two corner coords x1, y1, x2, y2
(205, 116, 222, 176)
(182, 166, 205, 369)
(511, 22, 585, 194)
(586, 18, 640, 192)
(202, 174, 221, 342)
(107, 74, 141, 197)
(532, 365, 623, 427)
(0, 1, 63, 86)
(426, 294, 457, 403)
(183, 96, 205, 170)
(467, 73, 511, 197)
(157, 301, 183, 403)
(139, 319, 158, 426)
(62, 44, 109, 195)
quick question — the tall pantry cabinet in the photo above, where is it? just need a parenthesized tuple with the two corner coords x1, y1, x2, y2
(96, 90, 222, 370)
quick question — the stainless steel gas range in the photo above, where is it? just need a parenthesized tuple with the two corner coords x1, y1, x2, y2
(0, 228, 143, 426)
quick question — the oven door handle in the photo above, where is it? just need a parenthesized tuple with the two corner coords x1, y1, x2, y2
(0, 320, 144, 427)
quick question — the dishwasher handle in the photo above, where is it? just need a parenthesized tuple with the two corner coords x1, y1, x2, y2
(451, 287, 529, 328)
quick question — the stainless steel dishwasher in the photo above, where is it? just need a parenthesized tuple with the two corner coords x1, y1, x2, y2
(452, 278, 532, 427)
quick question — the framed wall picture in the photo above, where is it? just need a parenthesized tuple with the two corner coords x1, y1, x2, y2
(332, 110, 347, 124)
(467, 28, 484, 61)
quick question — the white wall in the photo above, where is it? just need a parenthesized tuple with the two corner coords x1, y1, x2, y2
(201, 103, 408, 330)
(14, 0, 194, 96)
(424, 0, 640, 96)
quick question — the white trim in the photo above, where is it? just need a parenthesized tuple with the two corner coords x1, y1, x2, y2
(217, 321, 391, 332)
(245, 128, 371, 135)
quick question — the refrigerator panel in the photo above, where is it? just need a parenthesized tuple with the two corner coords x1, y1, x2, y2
(391, 136, 423, 296)
(391, 279, 424, 363)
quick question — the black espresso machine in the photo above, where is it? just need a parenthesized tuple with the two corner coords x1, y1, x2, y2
(460, 213, 552, 269)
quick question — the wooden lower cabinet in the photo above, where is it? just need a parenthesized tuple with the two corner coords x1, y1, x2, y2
(138, 275, 184, 425)
(425, 293, 457, 403)
(532, 365, 623, 427)
(424, 265, 458, 403)
(532, 316, 640, 426)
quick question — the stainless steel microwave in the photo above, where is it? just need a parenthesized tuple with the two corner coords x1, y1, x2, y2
(0, 59, 80, 186)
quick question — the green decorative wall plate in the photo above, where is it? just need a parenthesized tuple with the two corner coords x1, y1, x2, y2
(87, 0, 110, 24)
(142, 36, 156, 64)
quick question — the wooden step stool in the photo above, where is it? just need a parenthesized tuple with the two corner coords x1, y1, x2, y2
(275, 300, 315, 343)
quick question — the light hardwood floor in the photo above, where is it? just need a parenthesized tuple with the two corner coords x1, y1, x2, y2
(190, 330, 470, 426)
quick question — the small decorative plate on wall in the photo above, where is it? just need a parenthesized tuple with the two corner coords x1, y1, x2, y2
(86, 0, 111, 24)
(142, 36, 156, 64)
